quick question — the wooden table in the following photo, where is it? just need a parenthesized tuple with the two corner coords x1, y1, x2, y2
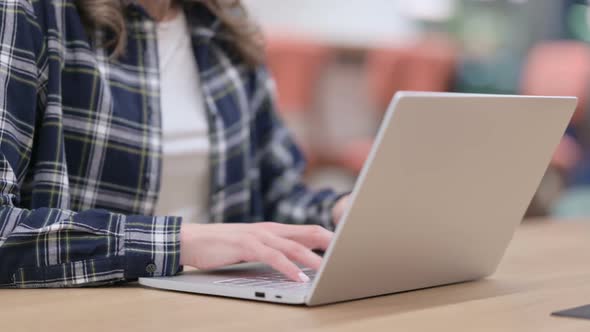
(2, 220, 589, 331)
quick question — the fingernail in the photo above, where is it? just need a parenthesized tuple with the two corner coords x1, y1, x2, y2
(298, 272, 310, 283)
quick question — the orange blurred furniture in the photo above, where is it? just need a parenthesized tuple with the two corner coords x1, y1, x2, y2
(265, 35, 334, 170)
(334, 140, 375, 175)
(521, 41, 590, 125)
(364, 48, 408, 112)
(265, 35, 334, 114)
(335, 37, 458, 174)
(521, 41, 590, 173)
(519, 41, 590, 215)
(367, 36, 458, 110)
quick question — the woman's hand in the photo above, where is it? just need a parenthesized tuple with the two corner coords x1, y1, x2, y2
(332, 195, 351, 226)
(179, 222, 333, 282)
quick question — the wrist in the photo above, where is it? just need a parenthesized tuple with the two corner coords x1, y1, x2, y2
(179, 223, 203, 266)
(332, 194, 350, 226)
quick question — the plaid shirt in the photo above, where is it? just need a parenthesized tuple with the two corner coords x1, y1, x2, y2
(0, 0, 342, 288)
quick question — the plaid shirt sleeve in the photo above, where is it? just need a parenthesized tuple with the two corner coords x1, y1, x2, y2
(252, 68, 347, 230)
(0, 0, 181, 288)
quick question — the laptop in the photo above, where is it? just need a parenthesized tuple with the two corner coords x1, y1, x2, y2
(139, 92, 576, 306)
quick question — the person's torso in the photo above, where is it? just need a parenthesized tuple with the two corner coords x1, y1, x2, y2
(153, 9, 210, 223)
(21, 1, 266, 223)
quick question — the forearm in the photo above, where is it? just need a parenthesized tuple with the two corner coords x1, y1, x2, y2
(0, 207, 181, 288)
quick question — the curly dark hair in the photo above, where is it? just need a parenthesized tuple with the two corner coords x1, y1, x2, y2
(75, 0, 264, 65)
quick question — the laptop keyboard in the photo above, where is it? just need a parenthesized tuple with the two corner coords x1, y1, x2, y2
(213, 268, 317, 290)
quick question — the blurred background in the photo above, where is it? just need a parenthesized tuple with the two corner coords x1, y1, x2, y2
(243, 0, 590, 219)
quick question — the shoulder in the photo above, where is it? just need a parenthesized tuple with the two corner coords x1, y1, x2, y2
(5, 0, 71, 22)
(3, 0, 37, 14)
(15, 0, 85, 61)
(12, 0, 82, 34)
(0, 1, 47, 62)
(1, 0, 38, 26)
(28, 0, 81, 31)
(0, 0, 74, 39)
(0, 0, 80, 83)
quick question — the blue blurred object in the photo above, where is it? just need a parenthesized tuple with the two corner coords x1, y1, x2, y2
(552, 187, 590, 218)
(451, 0, 563, 94)
(568, 155, 590, 186)
(564, 1, 590, 188)
(564, 0, 590, 41)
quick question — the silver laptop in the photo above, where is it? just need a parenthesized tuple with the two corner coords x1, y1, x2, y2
(139, 92, 576, 306)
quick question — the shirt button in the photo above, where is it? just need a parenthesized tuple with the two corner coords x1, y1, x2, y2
(146, 263, 158, 273)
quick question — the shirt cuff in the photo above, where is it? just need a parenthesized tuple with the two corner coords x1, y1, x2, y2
(124, 215, 182, 280)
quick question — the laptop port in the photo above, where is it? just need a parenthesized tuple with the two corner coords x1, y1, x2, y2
(255, 292, 265, 298)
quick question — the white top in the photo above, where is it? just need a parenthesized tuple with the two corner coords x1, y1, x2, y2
(154, 10, 210, 224)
